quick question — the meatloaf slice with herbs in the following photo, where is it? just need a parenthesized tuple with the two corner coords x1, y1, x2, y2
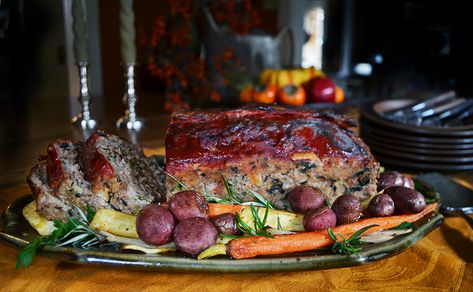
(27, 161, 74, 221)
(165, 106, 379, 208)
(82, 131, 165, 215)
(46, 139, 110, 212)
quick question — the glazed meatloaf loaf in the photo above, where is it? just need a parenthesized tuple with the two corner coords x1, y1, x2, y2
(165, 106, 380, 208)
(27, 131, 165, 221)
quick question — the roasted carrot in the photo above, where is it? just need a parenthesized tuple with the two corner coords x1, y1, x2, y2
(160, 202, 243, 217)
(208, 203, 244, 217)
(228, 203, 438, 259)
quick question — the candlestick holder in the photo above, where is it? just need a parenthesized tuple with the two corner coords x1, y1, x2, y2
(116, 63, 143, 130)
(71, 62, 97, 129)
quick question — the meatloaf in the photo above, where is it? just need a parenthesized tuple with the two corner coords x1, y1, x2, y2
(27, 131, 165, 221)
(46, 139, 109, 214)
(27, 161, 74, 221)
(165, 106, 380, 208)
(82, 131, 165, 214)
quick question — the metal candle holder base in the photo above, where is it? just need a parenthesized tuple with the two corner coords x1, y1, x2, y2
(116, 63, 143, 130)
(71, 114, 97, 129)
(72, 62, 97, 129)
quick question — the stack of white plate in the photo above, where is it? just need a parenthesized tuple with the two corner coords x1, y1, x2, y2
(360, 99, 473, 171)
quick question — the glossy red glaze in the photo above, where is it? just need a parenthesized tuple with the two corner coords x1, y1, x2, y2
(46, 143, 63, 190)
(165, 106, 368, 173)
(82, 133, 115, 182)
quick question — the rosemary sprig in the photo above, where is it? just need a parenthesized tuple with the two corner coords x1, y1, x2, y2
(220, 173, 239, 200)
(86, 205, 96, 223)
(205, 173, 275, 208)
(243, 190, 275, 209)
(234, 204, 273, 238)
(167, 171, 276, 209)
(16, 206, 103, 269)
(167, 171, 275, 208)
(389, 221, 416, 231)
(166, 172, 189, 192)
(327, 224, 378, 255)
(219, 234, 242, 240)
(277, 216, 283, 230)
(413, 178, 440, 204)
(213, 173, 244, 204)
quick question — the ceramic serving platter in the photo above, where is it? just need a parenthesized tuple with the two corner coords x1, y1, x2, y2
(0, 195, 443, 273)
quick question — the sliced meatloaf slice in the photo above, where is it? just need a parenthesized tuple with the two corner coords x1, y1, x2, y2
(46, 139, 110, 212)
(165, 106, 380, 209)
(27, 161, 74, 221)
(82, 131, 165, 215)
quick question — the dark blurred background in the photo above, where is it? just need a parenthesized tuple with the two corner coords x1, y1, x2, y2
(1, 0, 472, 120)
(323, 0, 473, 100)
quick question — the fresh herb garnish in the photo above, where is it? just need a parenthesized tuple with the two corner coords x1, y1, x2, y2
(167, 171, 275, 208)
(413, 178, 440, 203)
(424, 192, 441, 204)
(389, 221, 416, 231)
(17, 206, 103, 269)
(86, 205, 96, 222)
(327, 225, 378, 255)
(276, 216, 283, 230)
(219, 234, 241, 239)
(220, 173, 241, 202)
(166, 172, 189, 192)
(234, 204, 273, 238)
(244, 190, 275, 209)
(207, 173, 244, 204)
(205, 173, 275, 208)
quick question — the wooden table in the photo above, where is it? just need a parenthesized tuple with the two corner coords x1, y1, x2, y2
(0, 105, 472, 291)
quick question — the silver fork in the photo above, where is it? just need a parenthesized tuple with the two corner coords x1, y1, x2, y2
(421, 99, 472, 126)
(383, 90, 456, 119)
(381, 91, 473, 126)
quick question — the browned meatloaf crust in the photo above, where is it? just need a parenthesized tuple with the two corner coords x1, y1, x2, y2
(165, 106, 380, 208)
